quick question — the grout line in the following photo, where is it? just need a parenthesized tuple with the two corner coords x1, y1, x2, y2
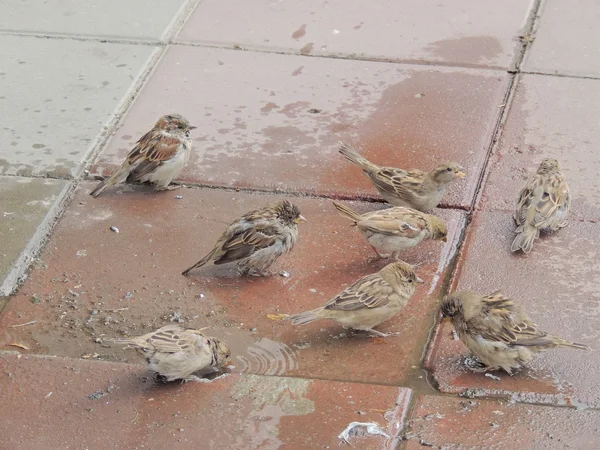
(520, 70, 600, 81)
(409, 0, 545, 404)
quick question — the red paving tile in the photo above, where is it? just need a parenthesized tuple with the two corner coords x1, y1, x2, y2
(482, 74, 600, 220)
(525, 0, 600, 77)
(176, 0, 531, 69)
(90, 46, 509, 209)
(0, 183, 464, 386)
(425, 210, 600, 407)
(0, 351, 411, 449)
(404, 394, 600, 449)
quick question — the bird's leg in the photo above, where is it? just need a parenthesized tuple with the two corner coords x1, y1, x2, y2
(369, 245, 389, 259)
(154, 184, 182, 191)
(365, 329, 391, 338)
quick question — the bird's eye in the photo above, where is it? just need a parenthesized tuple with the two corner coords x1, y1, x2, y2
(408, 279, 413, 283)
(446, 167, 452, 172)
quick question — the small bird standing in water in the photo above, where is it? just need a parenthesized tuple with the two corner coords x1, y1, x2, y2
(332, 201, 447, 260)
(338, 143, 466, 212)
(511, 158, 570, 253)
(114, 325, 231, 382)
(289, 261, 423, 337)
(90, 114, 196, 197)
(440, 290, 590, 374)
(182, 200, 306, 277)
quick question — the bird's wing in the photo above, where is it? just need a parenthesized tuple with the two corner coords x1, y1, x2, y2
(516, 173, 570, 229)
(126, 132, 182, 181)
(323, 273, 392, 311)
(360, 209, 425, 238)
(475, 291, 542, 345)
(214, 223, 279, 264)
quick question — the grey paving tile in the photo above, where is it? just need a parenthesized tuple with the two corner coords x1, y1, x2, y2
(0, 176, 69, 297)
(525, 0, 600, 77)
(0, 36, 157, 178)
(177, 0, 531, 68)
(481, 74, 600, 220)
(0, 0, 187, 40)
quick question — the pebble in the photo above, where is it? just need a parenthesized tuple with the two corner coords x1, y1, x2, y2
(110, 226, 119, 233)
(175, 195, 183, 199)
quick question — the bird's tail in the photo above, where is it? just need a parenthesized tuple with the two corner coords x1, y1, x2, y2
(89, 165, 130, 198)
(182, 248, 216, 276)
(332, 201, 362, 223)
(552, 337, 591, 351)
(338, 143, 379, 173)
(105, 336, 147, 350)
(510, 225, 539, 253)
(288, 309, 322, 326)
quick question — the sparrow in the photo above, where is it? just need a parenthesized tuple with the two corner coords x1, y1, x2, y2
(339, 143, 466, 211)
(182, 199, 306, 276)
(114, 325, 231, 382)
(90, 114, 196, 197)
(333, 201, 447, 259)
(289, 261, 423, 337)
(511, 158, 570, 253)
(440, 290, 590, 374)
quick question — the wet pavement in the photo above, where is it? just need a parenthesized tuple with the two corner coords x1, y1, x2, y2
(2, 0, 600, 448)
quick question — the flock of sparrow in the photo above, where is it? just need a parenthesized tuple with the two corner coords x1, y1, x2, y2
(92, 113, 589, 382)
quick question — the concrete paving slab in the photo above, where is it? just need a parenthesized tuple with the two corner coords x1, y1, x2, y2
(91, 46, 509, 209)
(0, 183, 464, 386)
(0, 0, 187, 40)
(525, 0, 600, 77)
(405, 394, 600, 449)
(426, 210, 599, 407)
(482, 74, 600, 221)
(0, 35, 157, 178)
(177, 0, 531, 69)
(0, 176, 69, 298)
(0, 351, 412, 449)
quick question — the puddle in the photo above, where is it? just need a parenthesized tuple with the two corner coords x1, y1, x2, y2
(236, 337, 299, 376)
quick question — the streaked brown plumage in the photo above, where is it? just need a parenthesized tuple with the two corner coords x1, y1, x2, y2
(333, 201, 447, 259)
(114, 325, 231, 382)
(90, 114, 196, 197)
(511, 158, 570, 253)
(289, 261, 423, 337)
(182, 200, 306, 276)
(339, 143, 466, 211)
(441, 290, 590, 374)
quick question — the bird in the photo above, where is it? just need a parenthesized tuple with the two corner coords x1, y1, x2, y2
(440, 290, 590, 374)
(182, 199, 306, 276)
(289, 261, 423, 337)
(511, 158, 571, 253)
(333, 201, 447, 259)
(338, 143, 466, 212)
(90, 114, 196, 197)
(114, 324, 231, 382)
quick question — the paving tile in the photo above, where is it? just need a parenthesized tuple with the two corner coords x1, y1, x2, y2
(91, 46, 508, 209)
(525, 0, 600, 77)
(482, 74, 600, 221)
(0, 183, 464, 386)
(0, 0, 186, 40)
(0, 36, 156, 178)
(425, 210, 600, 407)
(176, 0, 531, 69)
(404, 394, 600, 449)
(0, 351, 411, 449)
(0, 176, 69, 298)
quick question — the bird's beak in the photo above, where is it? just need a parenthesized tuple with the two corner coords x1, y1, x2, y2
(415, 276, 424, 284)
(440, 236, 447, 243)
(188, 125, 197, 130)
(294, 215, 307, 224)
(455, 168, 466, 178)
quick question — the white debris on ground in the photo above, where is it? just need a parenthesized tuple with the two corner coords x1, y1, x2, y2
(337, 422, 390, 444)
